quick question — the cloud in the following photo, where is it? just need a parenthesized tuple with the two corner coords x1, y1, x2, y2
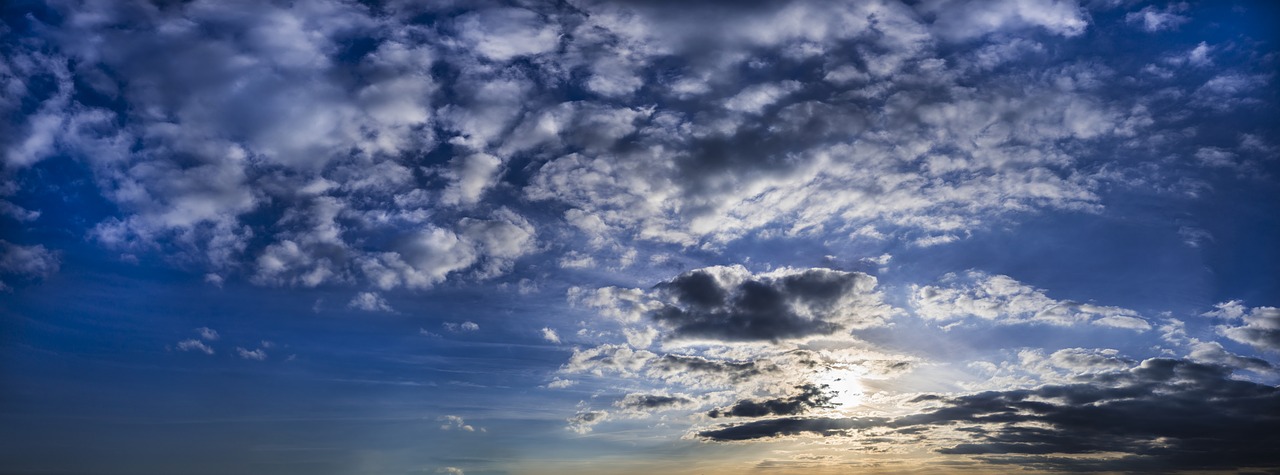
(614, 393, 697, 413)
(695, 357, 1280, 471)
(438, 415, 478, 432)
(541, 327, 561, 343)
(453, 7, 560, 63)
(919, 0, 1089, 41)
(647, 266, 894, 343)
(2, 0, 1217, 291)
(235, 347, 267, 360)
(348, 292, 394, 312)
(177, 339, 214, 355)
(911, 271, 1150, 330)
(435, 467, 464, 475)
(567, 410, 609, 434)
(443, 321, 480, 332)
(0, 240, 60, 290)
(1205, 301, 1280, 352)
(1124, 4, 1190, 32)
(707, 384, 834, 418)
(196, 327, 220, 341)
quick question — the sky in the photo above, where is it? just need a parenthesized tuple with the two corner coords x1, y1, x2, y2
(1, 0, 1278, 474)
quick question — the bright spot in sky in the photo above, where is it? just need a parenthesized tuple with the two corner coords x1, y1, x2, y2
(817, 368, 865, 409)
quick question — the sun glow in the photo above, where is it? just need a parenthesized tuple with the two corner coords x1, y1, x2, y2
(817, 368, 866, 409)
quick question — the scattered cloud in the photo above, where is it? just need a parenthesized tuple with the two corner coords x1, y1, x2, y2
(235, 347, 267, 361)
(567, 410, 609, 434)
(696, 357, 1280, 472)
(911, 271, 1150, 330)
(176, 339, 214, 355)
(0, 240, 60, 291)
(443, 321, 480, 332)
(1125, 3, 1190, 32)
(348, 291, 394, 312)
(438, 415, 479, 432)
(1205, 301, 1280, 352)
(196, 327, 219, 341)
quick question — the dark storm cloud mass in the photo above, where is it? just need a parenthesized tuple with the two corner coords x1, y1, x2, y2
(698, 358, 1280, 471)
(651, 266, 889, 342)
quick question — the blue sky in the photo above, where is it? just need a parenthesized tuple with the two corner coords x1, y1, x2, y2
(1, 0, 1278, 474)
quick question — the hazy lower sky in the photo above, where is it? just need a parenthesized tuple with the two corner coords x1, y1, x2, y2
(2, 1, 1278, 474)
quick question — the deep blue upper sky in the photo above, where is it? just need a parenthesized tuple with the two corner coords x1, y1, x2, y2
(2, 1, 1279, 474)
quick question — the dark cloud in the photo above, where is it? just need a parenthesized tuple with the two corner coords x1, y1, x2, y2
(707, 384, 834, 418)
(697, 358, 1280, 471)
(615, 393, 695, 411)
(649, 353, 787, 384)
(698, 416, 889, 442)
(650, 266, 888, 342)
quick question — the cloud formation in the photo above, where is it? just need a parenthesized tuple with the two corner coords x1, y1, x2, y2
(911, 271, 1151, 330)
(697, 357, 1280, 471)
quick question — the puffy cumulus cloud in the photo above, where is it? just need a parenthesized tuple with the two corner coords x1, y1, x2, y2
(452, 7, 560, 63)
(1, 0, 545, 289)
(696, 357, 1280, 472)
(525, 59, 1138, 248)
(6, 0, 1260, 287)
(911, 271, 1151, 330)
(541, 327, 561, 343)
(1204, 301, 1280, 352)
(0, 240, 60, 290)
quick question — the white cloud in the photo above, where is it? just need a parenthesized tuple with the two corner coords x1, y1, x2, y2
(1206, 302, 1280, 352)
(541, 327, 561, 343)
(921, 0, 1089, 41)
(724, 81, 803, 114)
(441, 153, 502, 207)
(444, 321, 480, 332)
(348, 291, 394, 312)
(197, 327, 220, 341)
(454, 8, 560, 62)
(0, 240, 60, 290)
(177, 339, 214, 355)
(911, 271, 1150, 330)
(438, 415, 478, 432)
(1125, 4, 1190, 32)
(236, 347, 267, 360)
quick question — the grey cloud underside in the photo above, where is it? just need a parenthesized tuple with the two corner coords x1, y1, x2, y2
(707, 384, 834, 418)
(697, 358, 1280, 471)
(3, 0, 1247, 287)
(652, 267, 888, 342)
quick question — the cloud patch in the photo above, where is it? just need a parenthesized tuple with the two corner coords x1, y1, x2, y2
(911, 271, 1150, 330)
